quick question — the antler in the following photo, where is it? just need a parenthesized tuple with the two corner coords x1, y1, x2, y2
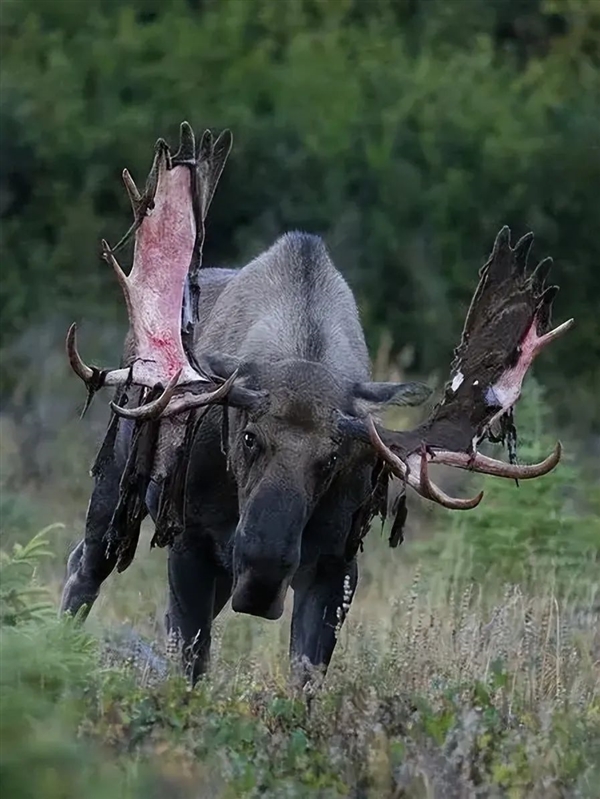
(68, 122, 269, 564)
(66, 122, 233, 417)
(367, 227, 574, 509)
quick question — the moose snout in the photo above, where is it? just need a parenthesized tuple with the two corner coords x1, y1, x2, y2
(231, 567, 291, 620)
(231, 531, 301, 620)
(232, 545, 300, 620)
(231, 483, 306, 620)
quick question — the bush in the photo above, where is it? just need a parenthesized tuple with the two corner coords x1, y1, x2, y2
(1, 517, 599, 797)
(419, 379, 600, 592)
(0, 527, 57, 626)
(0, 528, 180, 799)
(1, 0, 599, 428)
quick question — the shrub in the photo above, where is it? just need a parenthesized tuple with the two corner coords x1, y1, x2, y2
(1, 0, 599, 428)
(419, 379, 600, 593)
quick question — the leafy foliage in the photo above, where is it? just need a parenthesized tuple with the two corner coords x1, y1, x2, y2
(0, 526, 57, 625)
(1, 0, 599, 427)
(0, 529, 172, 799)
(1, 521, 598, 798)
(419, 379, 600, 590)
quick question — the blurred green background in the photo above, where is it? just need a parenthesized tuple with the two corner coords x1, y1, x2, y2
(2, 0, 599, 432)
(1, 3, 600, 797)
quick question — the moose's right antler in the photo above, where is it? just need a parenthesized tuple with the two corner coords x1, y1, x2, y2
(365, 227, 574, 509)
(66, 122, 233, 417)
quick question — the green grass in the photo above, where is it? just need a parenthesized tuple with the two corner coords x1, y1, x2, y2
(1, 525, 598, 798)
(1, 381, 599, 798)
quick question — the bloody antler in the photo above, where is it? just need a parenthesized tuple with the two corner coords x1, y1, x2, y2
(368, 227, 574, 509)
(66, 122, 235, 566)
(66, 122, 233, 417)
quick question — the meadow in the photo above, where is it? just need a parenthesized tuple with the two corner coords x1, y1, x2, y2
(1, 352, 598, 799)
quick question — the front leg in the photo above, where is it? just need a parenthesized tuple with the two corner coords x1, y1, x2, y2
(166, 536, 230, 684)
(60, 416, 130, 618)
(163, 407, 237, 684)
(290, 557, 358, 686)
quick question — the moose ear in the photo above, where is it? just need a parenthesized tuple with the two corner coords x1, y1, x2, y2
(198, 352, 242, 380)
(194, 352, 267, 411)
(352, 381, 432, 415)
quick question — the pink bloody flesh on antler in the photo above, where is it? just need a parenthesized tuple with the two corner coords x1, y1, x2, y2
(109, 145, 199, 386)
(66, 123, 233, 417)
(368, 226, 574, 509)
(482, 316, 574, 433)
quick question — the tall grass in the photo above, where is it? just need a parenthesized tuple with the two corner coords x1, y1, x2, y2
(1, 526, 598, 798)
(1, 357, 599, 796)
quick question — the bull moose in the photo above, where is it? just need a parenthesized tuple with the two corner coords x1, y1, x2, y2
(60, 122, 573, 684)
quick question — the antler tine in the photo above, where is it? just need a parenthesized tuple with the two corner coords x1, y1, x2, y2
(416, 446, 484, 510)
(430, 441, 562, 479)
(66, 322, 131, 387)
(110, 369, 183, 421)
(101, 238, 130, 296)
(158, 370, 239, 417)
(535, 317, 574, 349)
(530, 256, 553, 293)
(171, 121, 196, 167)
(367, 418, 484, 511)
(367, 417, 409, 477)
(513, 231, 534, 275)
(122, 168, 142, 213)
(110, 369, 240, 421)
(66, 323, 95, 383)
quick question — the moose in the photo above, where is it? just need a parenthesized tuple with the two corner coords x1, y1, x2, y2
(61, 122, 573, 684)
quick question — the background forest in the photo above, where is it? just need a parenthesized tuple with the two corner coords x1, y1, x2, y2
(2, 0, 600, 431)
(1, 1, 599, 798)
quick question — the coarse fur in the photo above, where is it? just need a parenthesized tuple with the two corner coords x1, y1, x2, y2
(61, 232, 405, 684)
(60, 124, 569, 685)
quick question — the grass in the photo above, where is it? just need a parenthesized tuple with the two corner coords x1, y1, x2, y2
(1, 375, 599, 798)
(1, 528, 598, 799)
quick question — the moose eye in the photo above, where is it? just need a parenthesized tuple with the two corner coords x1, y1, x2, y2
(321, 452, 338, 475)
(242, 431, 257, 450)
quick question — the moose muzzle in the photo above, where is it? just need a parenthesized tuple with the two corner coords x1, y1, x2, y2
(231, 483, 306, 620)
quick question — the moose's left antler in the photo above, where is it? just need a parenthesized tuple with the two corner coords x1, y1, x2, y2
(367, 227, 574, 509)
(66, 122, 236, 567)
(66, 121, 234, 418)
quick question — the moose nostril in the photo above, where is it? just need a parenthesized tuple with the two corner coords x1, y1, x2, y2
(231, 570, 290, 620)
